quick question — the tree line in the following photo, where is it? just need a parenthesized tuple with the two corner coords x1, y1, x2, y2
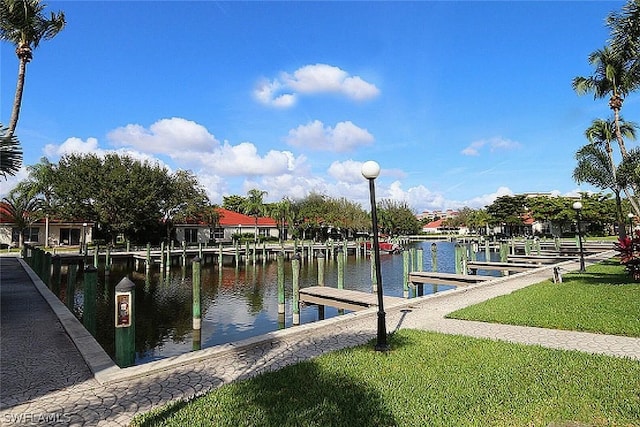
(443, 193, 627, 237)
(3, 153, 422, 246)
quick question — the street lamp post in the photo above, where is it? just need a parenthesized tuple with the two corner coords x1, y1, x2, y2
(628, 212, 635, 236)
(361, 160, 389, 352)
(572, 202, 586, 272)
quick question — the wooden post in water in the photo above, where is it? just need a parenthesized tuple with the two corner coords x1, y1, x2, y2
(484, 240, 490, 262)
(454, 244, 462, 274)
(317, 255, 325, 286)
(83, 265, 97, 336)
(431, 242, 438, 272)
(146, 243, 151, 272)
(93, 244, 99, 268)
(105, 246, 111, 274)
(277, 251, 285, 316)
(66, 263, 77, 310)
(115, 276, 135, 368)
(499, 241, 508, 262)
(415, 248, 423, 271)
(402, 250, 410, 298)
(370, 247, 377, 293)
(51, 255, 61, 296)
(337, 247, 344, 290)
(292, 253, 301, 325)
(192, 257, 202, 332)
(42, 251, 52, 287)
(166, 244, 171, 272)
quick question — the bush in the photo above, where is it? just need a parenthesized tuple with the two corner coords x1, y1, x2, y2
(614, 231, 640, 280)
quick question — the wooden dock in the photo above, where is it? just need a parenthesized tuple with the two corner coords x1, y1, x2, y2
(298, 286, 405, 312)
(408, 271, 494, 287)
(507, 254, 578, 264)
(467, 261, 541, 273)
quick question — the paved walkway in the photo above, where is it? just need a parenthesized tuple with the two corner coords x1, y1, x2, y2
(1, 251, 638, 426)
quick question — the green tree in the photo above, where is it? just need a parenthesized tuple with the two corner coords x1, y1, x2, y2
(377, 199, 419, 236)
(267, 198, 293, 244)
(0, 123, 22, 177)
(486, 195, 527, 236)
(573, 143, 625, 237)
(162, 170, 209, 241)
(19, 153, 208, 244)
(222, 195, 246, 212)
(293, 192, 330, 240)
(1, 188, 41, 247)
(240, 189, 267, 243)
(0, 0, 65, 135)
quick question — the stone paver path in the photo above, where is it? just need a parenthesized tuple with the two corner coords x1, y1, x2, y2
(1, 250, 638, 426)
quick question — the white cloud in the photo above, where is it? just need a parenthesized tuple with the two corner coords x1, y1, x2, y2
(327, 160, 367, 183)
(107, 117, 218, 156)
(0, 167, 29, 198)
(45, 137, 101, 157)
(461, 137, 521, 156)
(461, 186, 514, 209)
(255, 64, 379, 107)
(286, 120, 373, 152)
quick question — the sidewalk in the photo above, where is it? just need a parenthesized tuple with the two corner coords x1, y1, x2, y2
(1, 251, 638, 426)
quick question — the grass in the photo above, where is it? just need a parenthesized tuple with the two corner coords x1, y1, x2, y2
(131, 258, 640, 427)
(448, 259, 640, 337)
(132, 330, 640, 427)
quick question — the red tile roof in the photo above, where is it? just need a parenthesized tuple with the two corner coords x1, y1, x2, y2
(216, 208, 277, 227)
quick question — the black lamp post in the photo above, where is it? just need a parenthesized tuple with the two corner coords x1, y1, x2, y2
(628, 212, 635, 236)
(572, 201, 586, 272)
(361, 160, 389, 352)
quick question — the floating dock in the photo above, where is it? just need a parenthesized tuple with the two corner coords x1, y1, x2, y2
(298, 286, 404, 312)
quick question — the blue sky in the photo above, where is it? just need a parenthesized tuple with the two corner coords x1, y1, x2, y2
(2, 0, 637, 213)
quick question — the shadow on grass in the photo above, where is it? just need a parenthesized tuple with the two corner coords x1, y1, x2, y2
(561, 258, 633, 286)
(135, 358, 397, 426)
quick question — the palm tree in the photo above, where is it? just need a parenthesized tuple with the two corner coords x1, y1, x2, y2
(267, 198, 292, 244)
(0, 0, 65, 135)
(573, 47, 638, 159)
(584, 117, 639, 215)
(241, 189, 267, 243)
(607, 0, 640, 81)
(0, 123, 22, 177)
(573, 143, 626, 238)
(1, 189, 41, 248)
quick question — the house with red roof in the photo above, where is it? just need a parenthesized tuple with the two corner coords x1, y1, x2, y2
(0, 202, 93, 248)
(173, 208, 280, 244)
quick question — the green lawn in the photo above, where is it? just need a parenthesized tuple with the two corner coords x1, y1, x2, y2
(131, 259, 640, 427)
(448, 259, 640, 337)
(132, 330, 640, 427)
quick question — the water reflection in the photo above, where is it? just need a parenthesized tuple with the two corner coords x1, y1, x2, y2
(67, 241, 495, 365)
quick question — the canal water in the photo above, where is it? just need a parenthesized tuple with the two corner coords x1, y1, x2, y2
(67, 240, 497, 365)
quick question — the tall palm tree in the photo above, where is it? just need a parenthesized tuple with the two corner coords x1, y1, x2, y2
(573, 143, 626, 238)
(0, 0, 65, 136)
(573, 47, 638, 159)
(241, 189, 267, 243)
(584, 117, 639, 214)
(0, 123, 22, 177)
